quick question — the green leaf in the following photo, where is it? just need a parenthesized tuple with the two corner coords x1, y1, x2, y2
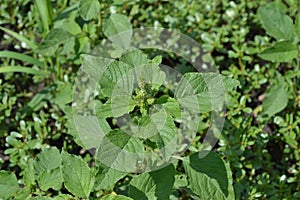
(54, 194, 74, 200)
(94, 167, 127, 190)
(34, 0, 53, 33)
(34, 147, 63, 191)
(295, 14, 300, 40)
(101, 194, 133, 200)
(183, 152, 233, 200)
(120, 50, 148, 67)
(0, 170, 20, 199)
(34, 147, 61, 174)
(0, 51, 45, 68)
(38, 28, 74, 56)
(102, 14, 132, 49)
(23, 159, 35, 187)
(259, 40, 298, 62)
(14, 188, 31, 200)
(62, 151, 95, 198)
(175, 73, 239, 113)
(0, 26, 37, 50)
(129, 164, 175, 200)
(38, 168, 63, 191)
(28, 197, 54, 200)
(0, 66, 49, 77)
(79, 0, 100, 20)
(96, 129, 145, 172)
(261, 85, 288, 117)
(162, 98, 181, 119)
(258, 6, 294, 40)
(99, 60, 134, 97)
(54, 20, 82, 35)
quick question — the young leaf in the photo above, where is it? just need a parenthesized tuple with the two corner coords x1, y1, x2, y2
(259, 40, 298, 62)
(61, 151, 95, 198)
(79, 0, 101, 21)
(258, 6, 294, 40)
(261, 85, 288, 117)
(0, 170, 20, 199)
(183, 152, 233, 200)
(129, 164, 175, 200)
(102, 14, 132, 49)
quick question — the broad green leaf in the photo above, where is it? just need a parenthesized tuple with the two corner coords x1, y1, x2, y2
(258, 6, 294, 40)
(96, 100, 113, 118)
(38, 168, 63, 191)
(101, 194, 133, 200)
(61, 37, 75, 55)
(295, 14, 300, 40)
(94, 167, 127, 190)
(102, 14, 132, 49)
(14, 188, 31, 200)
(162, 98, 181, 119)
(261, 85, 288, 117)
(79, 0, 100, 20)
(34, 147, 63, 191)
(129, 164, 175, 200)
(0, 170, 20, 199)
(145, 112, 178, 156)
(54, 19, 82, 35)
(259, 40, 298, 62)
(96, 129, 145, 172)
(183, 152, 233, 200)
(38, 28, 73, 56)
(34, 147, 61, 174)
(120, 50, 148, 67)
(134, 63, 166, 90)
(175, 73, 239, 113)
(99, 60, 134, 97)
(81, 54, 114, 81)
(62, 151, 95, 198)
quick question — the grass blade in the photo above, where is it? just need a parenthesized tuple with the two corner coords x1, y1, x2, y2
(34, 0, 53, 33)
(0, 66, 49, 77)
(0, 27, 37, 50)
(0, 51, 45, 68)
